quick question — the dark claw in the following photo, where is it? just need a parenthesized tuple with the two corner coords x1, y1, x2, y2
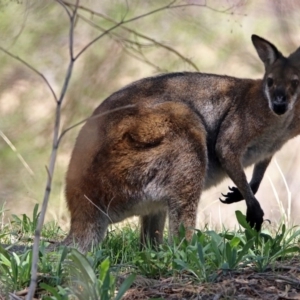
(219, 196, 236, 204)
(219, 186, 244, 204)
(219, 197, 226, 203)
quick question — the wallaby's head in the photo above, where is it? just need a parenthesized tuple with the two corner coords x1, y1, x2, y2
(252, 34, 300, 116)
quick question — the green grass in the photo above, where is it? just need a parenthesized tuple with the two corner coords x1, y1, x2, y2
(0, 206, 300, 299)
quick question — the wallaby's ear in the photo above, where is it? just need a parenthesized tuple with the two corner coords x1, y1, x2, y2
(288, 47, 300, 64)
(251, 35, 282, 68)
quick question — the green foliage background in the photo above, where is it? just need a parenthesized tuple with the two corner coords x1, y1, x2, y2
(1, 0, 300, 229)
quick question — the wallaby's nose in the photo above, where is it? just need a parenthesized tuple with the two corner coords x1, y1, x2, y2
(272, 88, 288, 115)
(274, 88, 286, 103)
(275, 94, 286, 103)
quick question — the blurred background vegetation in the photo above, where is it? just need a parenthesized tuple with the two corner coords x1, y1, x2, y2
(1, 0, 300, 231)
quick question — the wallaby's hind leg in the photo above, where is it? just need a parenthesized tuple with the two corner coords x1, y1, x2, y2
(50, 217, 109, 253)
(168, 196, 199, 243)
(63, 101, 207, 252)
(140, 211, 167, 249)
(166, 168, 204, 243)
(62, 191, 110, 252)
(64, 215, 109, 252)
(62, 217, 108, 253)
(130, 102, 207, 246)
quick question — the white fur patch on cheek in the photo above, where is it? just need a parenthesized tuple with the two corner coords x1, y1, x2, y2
(264, 84, 273, 110)
(288, 94, 298, 111)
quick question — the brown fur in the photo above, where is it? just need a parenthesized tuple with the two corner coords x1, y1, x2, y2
(61, 35, 300, 252)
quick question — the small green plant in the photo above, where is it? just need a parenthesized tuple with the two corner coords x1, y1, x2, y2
(11, 204, 40, 236)
(41, 248, 135, 300)
(67, 249, 135, 300)
(135, 245, 174, 278)
(101, 225, 140, 265)
(171, 228, 216, 281)
(235, 211, 300, 271)
(4, 203, 64, 245)
(0, 245, 32, 291)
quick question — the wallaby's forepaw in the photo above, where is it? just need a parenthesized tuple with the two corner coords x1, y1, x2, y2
(219, 186, 244, 204)
(246, 205, 264, 231)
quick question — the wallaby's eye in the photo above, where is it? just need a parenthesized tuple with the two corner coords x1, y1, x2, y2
(291, 79, 299, 89)
(267, 77, 274, 87)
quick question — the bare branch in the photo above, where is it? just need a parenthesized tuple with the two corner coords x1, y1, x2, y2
(57, 0, 78, 104)
(26, 1, 80, 299)
(56, 0, 72, 19)
(62, 0, 244, 68)
(63, 0, 245, 21)
(68, 0, 196, 60)
(84, 194, 113, 223)
(74, 19, 124, 60)
(79, 14, 199, 71)
(0, 46, 58, 103)
(122, 46, 166, 72)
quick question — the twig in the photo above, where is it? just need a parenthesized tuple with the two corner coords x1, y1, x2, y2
(251, 272, 300, 286)
(122, 46, 166, 72)
(78, 13, 199, 71)
(62, 0, 245, 69)
(8, 293, 23, 300)
(84, 194, 113, 223)
(67, 0, 212, 60)
(74, 18, 126, 60)
(0, 46, 58, 103)
(25, 1, 79, 299)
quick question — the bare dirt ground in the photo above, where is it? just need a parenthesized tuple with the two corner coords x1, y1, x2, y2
(122, 259, 300, 300)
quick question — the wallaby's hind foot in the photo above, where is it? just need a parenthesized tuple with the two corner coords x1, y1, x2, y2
(62, 215, 109, 253)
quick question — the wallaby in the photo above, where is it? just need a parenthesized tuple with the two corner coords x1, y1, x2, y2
(61, 35, 300, 253)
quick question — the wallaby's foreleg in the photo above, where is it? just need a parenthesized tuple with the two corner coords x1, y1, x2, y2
(140, 211, 167, 249)
(224, 167, 263, 230)
(216, 148, 264, 230)
(220, 157, 272, 204)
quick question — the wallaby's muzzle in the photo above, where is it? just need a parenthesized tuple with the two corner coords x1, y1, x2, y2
(272, 88, 288, 115)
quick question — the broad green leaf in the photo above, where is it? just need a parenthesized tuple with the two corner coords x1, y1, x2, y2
(197, 243, 205, 265)
(229, 236, 241, 248)
(69, 249, 97, 283)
